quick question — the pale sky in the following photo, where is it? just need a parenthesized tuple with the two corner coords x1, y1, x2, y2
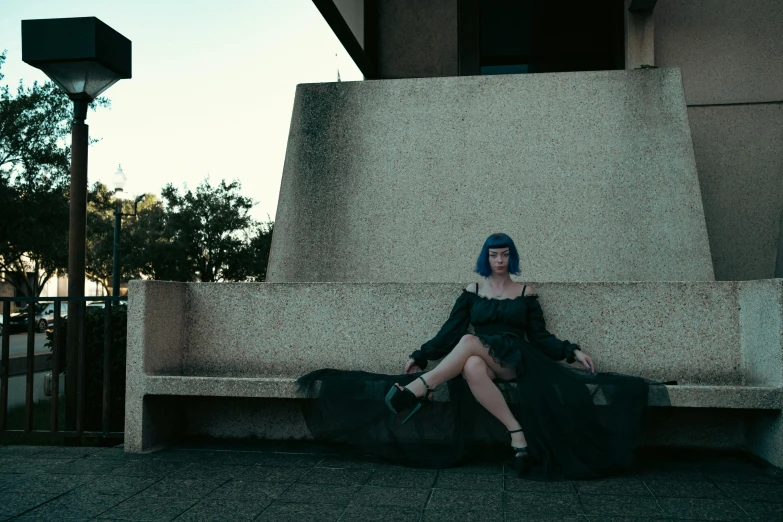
(0, 0, 363, 222)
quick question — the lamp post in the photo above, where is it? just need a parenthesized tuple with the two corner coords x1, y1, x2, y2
(21, 17, 131, 432)
(111, 165, 142, 297)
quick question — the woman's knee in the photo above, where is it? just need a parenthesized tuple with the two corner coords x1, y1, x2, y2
(457, 334, 483, 352)
(461, 355, 487, 381)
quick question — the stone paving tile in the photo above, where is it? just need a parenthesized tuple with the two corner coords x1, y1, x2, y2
(353, 485, 430, 508)
(87, 447, 153, 461)
(297, 467, 372, 485)
(275, 483, 360, 505)
(0, 446, 45, 457)
(96, 495, 198, 521)
(206, 450, 268, 466)
(81, 474, 160, 496)
(174, 498, 271, 521)
(27, 447, 106, 459)
(504, 491, 582, 517)
(707, 469, 783, 484)
(446, 464, 504, 475)
(169, 462, 251, 481)
(0, 456, 75, 474)
(110, 459, 191, 478)
(583, 518, 669, 522)
(147, 449, 218, 462)
(18, 489, 129, 520)
(367, 469, 437, 489)
(0, 490, 63, 519)
(643, 478, 724, 498)
(256, 452, 323, 468)
(504, 476, 577, 493)
(0, 474, 19, 491)
(658, 497, 751, 520)
(734, 500, 783, 521)
(433, 471, 503, 491)
(11, 515, 95, 522)
(254, 501, 346, 522)
(579, 494, 665, 518)
(576, 477, 651, 497)
(136, 477, 228, 499)
(49, 458, 129, 475)
(421, 507, 502, 521)
(340, 504, 422, 522)
(315, 456, 380, 470)
(237, 465, 306, 483)
(205, 480, 287, 501)
(484, 511, 560, 522)
(1, 473, 93, 495)
(637, 468, 711, 482)
(427, 488, 502, 511)
(715, 481, 783, 502)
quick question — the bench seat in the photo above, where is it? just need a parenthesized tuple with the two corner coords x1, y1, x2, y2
(142, 375, 783, 410)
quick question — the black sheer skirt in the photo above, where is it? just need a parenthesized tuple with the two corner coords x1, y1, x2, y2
(297, 340, 669, 480)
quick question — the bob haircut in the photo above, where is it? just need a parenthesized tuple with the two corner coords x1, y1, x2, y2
(474, 233, 521, 277)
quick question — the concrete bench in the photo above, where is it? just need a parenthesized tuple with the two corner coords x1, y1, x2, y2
(125, 280, 783, 467)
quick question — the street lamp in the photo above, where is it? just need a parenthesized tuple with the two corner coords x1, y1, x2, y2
(21, 17, 131, 432)
(111, 165, 142, 297)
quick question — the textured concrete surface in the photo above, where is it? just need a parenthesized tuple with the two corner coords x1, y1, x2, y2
(126, 280, 783, 455)
(268, 69, 714, 283)
(655, 0, 783, 105)
(2, 443, 783, 521)
(688, 103, 783, 281)
(176, 281, 759, 384)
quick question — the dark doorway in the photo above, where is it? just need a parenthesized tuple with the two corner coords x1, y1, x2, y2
(460, 0, 625, 75)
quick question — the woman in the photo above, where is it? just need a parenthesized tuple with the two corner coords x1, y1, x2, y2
(298, 233, 659, 479)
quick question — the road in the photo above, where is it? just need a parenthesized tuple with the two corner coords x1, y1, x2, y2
(1, 333, 49, 357)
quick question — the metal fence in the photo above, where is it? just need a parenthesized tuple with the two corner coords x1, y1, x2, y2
(0, 295, 126, 442)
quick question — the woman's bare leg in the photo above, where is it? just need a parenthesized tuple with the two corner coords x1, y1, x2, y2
(397, 335, 528, 450)
(461, 355, 527, 450)
(403, 334, 492, 394)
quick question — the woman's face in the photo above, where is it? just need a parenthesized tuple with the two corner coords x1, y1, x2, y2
(488, 247, 510, 275)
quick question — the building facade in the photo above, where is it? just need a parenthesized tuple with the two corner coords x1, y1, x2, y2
(312, 0, 783, 281)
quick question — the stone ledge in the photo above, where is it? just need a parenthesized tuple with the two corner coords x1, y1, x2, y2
(140, 375, 783, 410)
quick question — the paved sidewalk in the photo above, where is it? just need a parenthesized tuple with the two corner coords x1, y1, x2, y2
(1, 443, 782, 521)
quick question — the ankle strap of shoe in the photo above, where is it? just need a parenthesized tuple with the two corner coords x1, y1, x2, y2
(418, 375, 432, 391)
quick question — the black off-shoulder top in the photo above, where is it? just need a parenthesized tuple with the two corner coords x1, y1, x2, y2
(409, 285, 581, 370)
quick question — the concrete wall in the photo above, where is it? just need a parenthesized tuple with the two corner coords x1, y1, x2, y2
(655, 0, 783, 280)
(688, 104, 783, 280)
(375, 0, 458, 79)
(655, 0, 783, 105)
(167, 280, 775, 386)
(268, 69, 714, 283)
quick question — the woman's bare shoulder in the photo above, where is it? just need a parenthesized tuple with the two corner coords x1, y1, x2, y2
(464, 283, 479, 294)
(523, 283, 537, 296)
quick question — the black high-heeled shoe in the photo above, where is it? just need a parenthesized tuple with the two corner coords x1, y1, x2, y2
(508, 428, 531, 476)
(385, 375, 433, 424)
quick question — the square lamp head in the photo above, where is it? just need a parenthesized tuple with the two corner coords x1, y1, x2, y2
(22, 17, 131, 101)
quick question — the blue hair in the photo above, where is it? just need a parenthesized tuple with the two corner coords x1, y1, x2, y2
(474, 233, 521, 277)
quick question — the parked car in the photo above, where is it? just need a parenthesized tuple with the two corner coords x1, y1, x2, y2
(1, 304, 45, 335)
(36, 302, 68, 332)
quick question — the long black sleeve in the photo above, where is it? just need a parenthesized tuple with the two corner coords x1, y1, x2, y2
(409, 291, 472, 370)
(525, 295, 580, 363)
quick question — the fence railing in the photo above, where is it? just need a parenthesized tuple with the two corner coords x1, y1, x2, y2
(0, 295, 126, 442)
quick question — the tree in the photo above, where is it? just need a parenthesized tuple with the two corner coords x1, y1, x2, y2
(161, 178, 257, 282)
(223, 219, 274, 282)
(0, 50, 110, 296)
(85, 182, 179, 292)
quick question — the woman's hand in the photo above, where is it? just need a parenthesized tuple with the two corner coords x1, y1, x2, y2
(404, 358, 421, 374)
(574, 350, 596, 374)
